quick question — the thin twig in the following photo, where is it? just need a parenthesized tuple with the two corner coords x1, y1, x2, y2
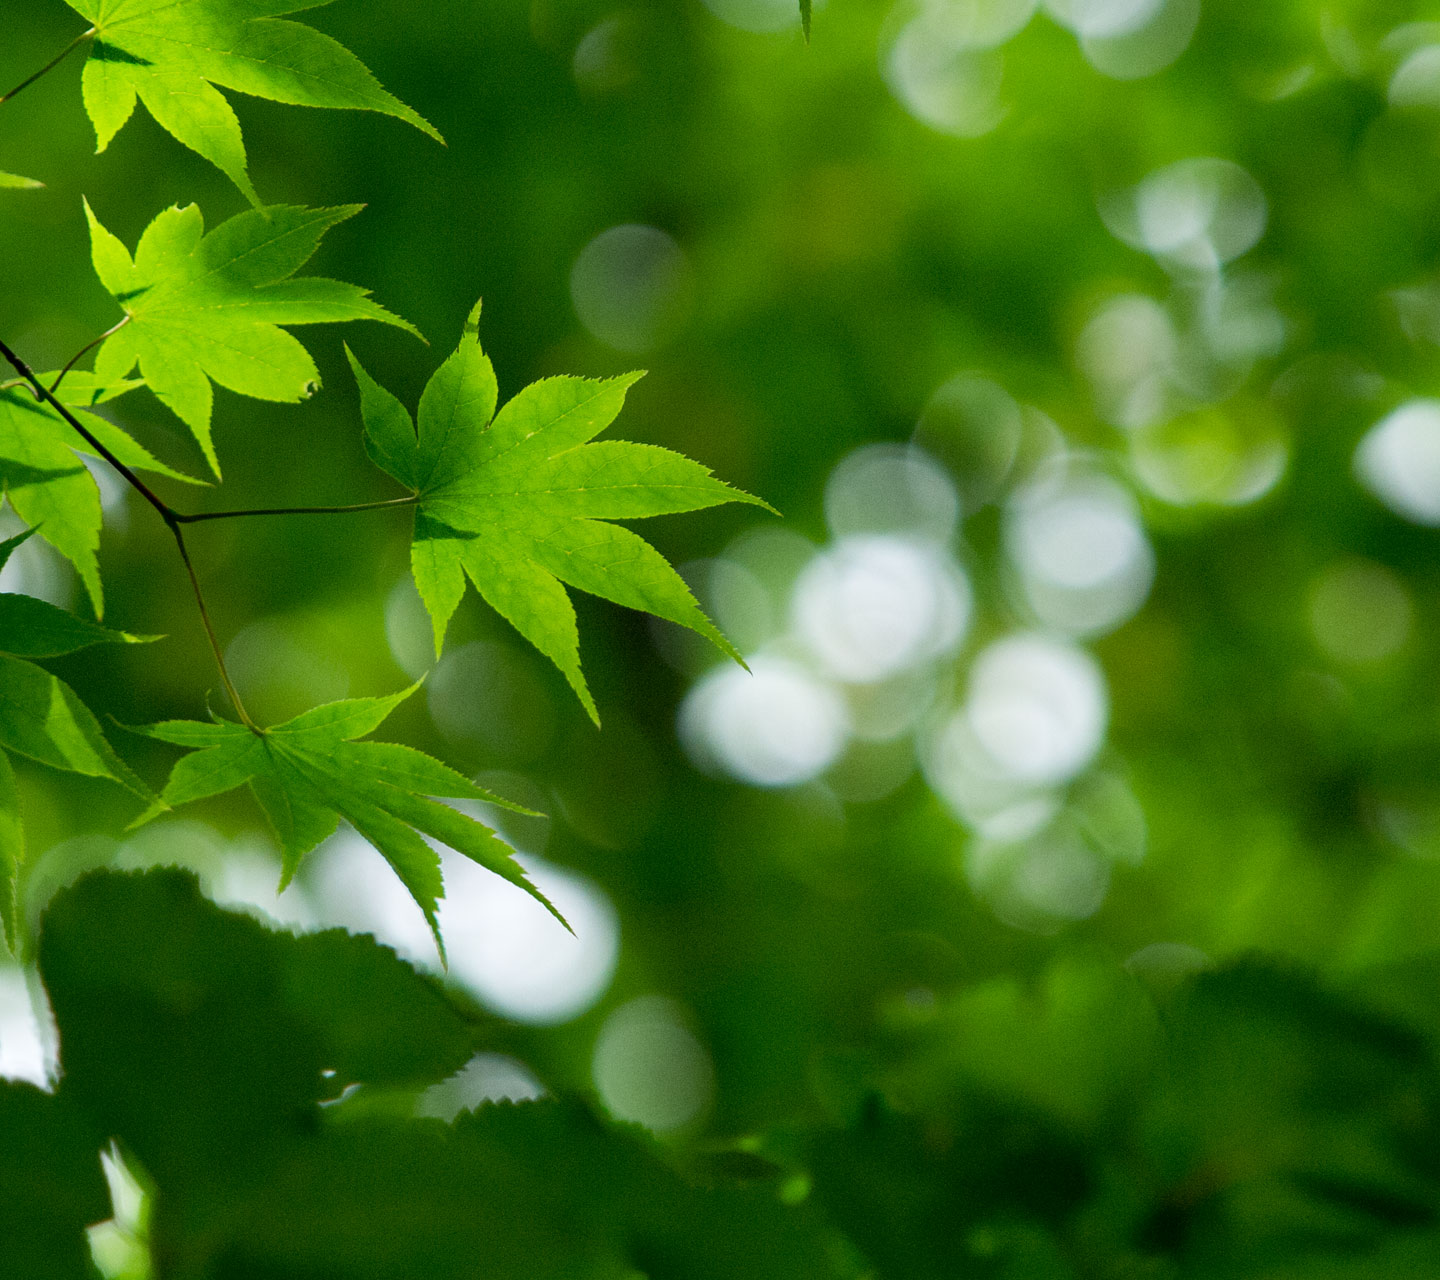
(175, 494, 419, 524)
(0, 29, 94, 105)
(49, 316, 132, 397)
(0, 337, 176, 527)
(0, 337, 258, 730)
(169, 527, 258, 732)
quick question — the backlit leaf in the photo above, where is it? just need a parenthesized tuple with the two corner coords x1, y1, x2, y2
(348, 306, 769, 723)
(86, 200, 420, 477)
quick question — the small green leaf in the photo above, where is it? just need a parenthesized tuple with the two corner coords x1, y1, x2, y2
(351, 308, 770, 723)
(0, 593, 156, 659)
(0, 375, 199, 615)
(65, 0, 442, 202)
(0, 171, 43, 191)
(136, 690, 562, 954)
(86, 201, 420, 477)
(0, 653, 153, 799)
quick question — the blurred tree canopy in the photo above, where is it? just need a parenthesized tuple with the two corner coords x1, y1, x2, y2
(11, 0, 1440, 1276)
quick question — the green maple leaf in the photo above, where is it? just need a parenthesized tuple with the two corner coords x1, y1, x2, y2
(347, 304, 770, 723)
(0, 370, 202, 614)
(66, 0, 442, 204)
(0, 172, 43, 191)
(136, 686, 562, 954)
(0, 529, 160, 948)
(86, 200, 419, 477)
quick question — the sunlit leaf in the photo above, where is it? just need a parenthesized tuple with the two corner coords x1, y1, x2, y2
(64, 0, 442, 202)
(136, 687, 558, 952)
(349, 303, 769, 723)
(86, 200, 419, 477)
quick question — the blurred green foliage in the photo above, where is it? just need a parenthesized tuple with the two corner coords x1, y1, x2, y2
(10, 0, 1440, 1275)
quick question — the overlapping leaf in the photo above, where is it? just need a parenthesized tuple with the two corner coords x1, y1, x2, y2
(0, 370, 200, 614)
(0, 530, 159, 948)
(349, 304, 769, 722)
(66, 0, 442, 203)
(136, 686, 561, 952)
(86, 200, 419, 476)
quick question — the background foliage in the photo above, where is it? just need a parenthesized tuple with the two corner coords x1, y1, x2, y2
(9, 0, 1440, 1276)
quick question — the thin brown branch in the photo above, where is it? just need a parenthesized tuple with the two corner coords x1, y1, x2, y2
(175, 494, 419, 524)
(0, 29, 94, 105)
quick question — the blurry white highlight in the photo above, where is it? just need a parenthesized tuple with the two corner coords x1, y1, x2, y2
(825, 443, 960, 544)
(1128, 158, 1267, 270)
(309, 832, 619, 1025)
(964, 634, 1107, 786)
(1007, 467, 1154, 635)
(792, 535, 971, 682)
(1355, 400, 1440, 525)
(0, 968, 49, 1085)
(680, 655, 849, 786)
(417, 1053, 546, 1120)
(884, 9, 1007, 137)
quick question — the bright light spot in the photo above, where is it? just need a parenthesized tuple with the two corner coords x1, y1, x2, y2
(1076, 294, 1176, 430)
(826, 443, 961, 544)
(1355, 400, 1440, 525)
(884, 11, 1007, 137)
(1044, 0, 1160, 38)
(593, 995, 715, 1133)
(965, 634, 1107, 785)
(0, 967, 49, 1085)
(428, 640, 557, 763)
(1390, 45, 1440, 109)
(792, 535, 971, 682)
(309, 832, 620, 1024)
(1130, 404, 1288, 506)
(896, 0, 1038, 48)
(417, 1053, 546, 1120)
(441, 848, 619, 1025)
(1307, 559, 1413, 665)
(571, 225, 694, 353)
(913, 374, 1023, 511)
(702, 0, 804, 32)
(924, 710, 1062, 831)
(208, 844, 317, 930)
(1007, 468, 1154, 635)
(1079, 0, 1199, 80)
(680, 655, 849, 787)
(1131, 157, 1267, 270)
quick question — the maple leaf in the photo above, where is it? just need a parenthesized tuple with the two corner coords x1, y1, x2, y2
(0, 370, 203, 614)
(0, 172, 43, 191)
(135, 686, 563, 955)
(65, 0, 442, 204)
(0, 528, 160, 948)
(347, 304, 770, 723)
(86, 200, 419, 478)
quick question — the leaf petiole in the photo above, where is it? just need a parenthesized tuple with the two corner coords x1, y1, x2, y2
(0, 29, 94, 106)
(48, 316, 132, 398)
(175, 494, 419, 525)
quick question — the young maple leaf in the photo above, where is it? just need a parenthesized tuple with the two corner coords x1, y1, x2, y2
(0, 371, 202, 614)
(85, 201, 419, 478)
(134, 687, 562, 956)
(0, 172, 43, 191)
(0, 529, 160, 949)
(64, 0, 442, 204)
(347, 303, 772, 724)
